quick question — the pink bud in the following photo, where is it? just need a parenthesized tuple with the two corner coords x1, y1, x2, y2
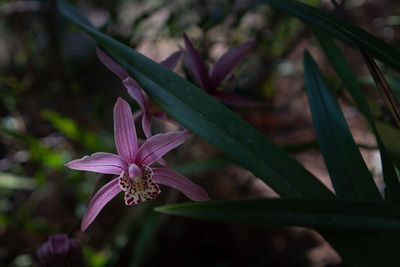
(37, 234, 82, 266)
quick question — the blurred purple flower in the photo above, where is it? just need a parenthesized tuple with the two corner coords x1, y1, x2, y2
(96, 48, 181, 139)
(65, 98, 209, 231)
(37, 234, 82, 267)
(183, 33, 263, 107)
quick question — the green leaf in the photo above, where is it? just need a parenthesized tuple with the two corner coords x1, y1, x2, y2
(303, 51, 381, 200)
(41, 109, 101, 151)
(57, 0, 333, 199)
(303, 52, 400, 265)
(260, 0, 400, 72)
(172, 155, 234, 176)
(155, 198, 400, 232)
(313, 29, 400, 203)
(156, 198, 400, 266)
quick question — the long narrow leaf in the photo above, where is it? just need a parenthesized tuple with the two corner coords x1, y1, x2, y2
(57, 0, 333, 199)
(314, 29, 400, 203)
(172, 155, 234, 176)
(155, 198, 400, 232)
(260, 0, 400, 72)
(156, 198, 400, 266)
(304, 51, 381, 200)
(361, 49, 400, 127)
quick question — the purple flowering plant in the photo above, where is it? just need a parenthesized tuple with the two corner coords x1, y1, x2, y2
(66, 98, 209, 231)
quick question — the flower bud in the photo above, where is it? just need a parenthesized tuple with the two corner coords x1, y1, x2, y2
(37, 234, 82, 266)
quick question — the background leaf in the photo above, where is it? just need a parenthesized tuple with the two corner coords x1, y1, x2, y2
(155, 198, 400, 232)
(172, 155, 233, 176)
(260, 0, 400, 72)
(0, 172, 36, 190)
(303, 50, 382, 200)
(313, 29, 400, 203)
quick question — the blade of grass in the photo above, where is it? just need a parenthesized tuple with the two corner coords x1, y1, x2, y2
(361, 49, 400, 127)
(155, 198, 400, 232)
(156, 198, 400, 266)
(303, 51, 381, 200)
(314, 29, 400, 203)
(259, 0, 400, 72)
(304, 49, 400, 265)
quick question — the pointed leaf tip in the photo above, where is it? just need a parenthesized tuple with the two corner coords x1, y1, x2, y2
(303, 50, 382, 201)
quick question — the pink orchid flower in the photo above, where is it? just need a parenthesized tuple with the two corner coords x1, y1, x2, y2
(96, 48, 181, 139)
(183, 33, 263, 107)
(65, 98, 209, 231)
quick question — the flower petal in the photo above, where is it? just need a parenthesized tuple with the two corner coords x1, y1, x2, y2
(153, 110, 182, 127)
(210, 40, 255, 89)
(96, 48, 129, 80)
(37, 242, 52, 264)
(160, 50, 181, 70)
(135, 130, 188, 166)
(65, 152, 126, 175)
(114, 98, 138, 163)
(153, 168, 209, 201)
(81, 178, 121, 232)
(157, 157, 167, 167)
(142, 111, 152, 139)
(133, 110, 144, 121)
(138, 137, 167, 166)
(123, 77, 147, 110)
(37, 234, 70, 265)
(183, 33, 212, 92)
(213, 91, 266, 107)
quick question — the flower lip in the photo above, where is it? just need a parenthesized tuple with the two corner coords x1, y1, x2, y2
(119, 166, 161, 206)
